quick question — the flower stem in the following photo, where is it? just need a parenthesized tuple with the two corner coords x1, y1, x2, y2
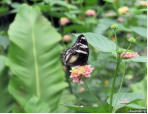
(109, 55, 121, 112)
(127, 42, 132, 50)
(80, 0, 83, 9)
(84, 80, 101, 105)
(114, 30, 118, 51)
(112, 62, 126, 112)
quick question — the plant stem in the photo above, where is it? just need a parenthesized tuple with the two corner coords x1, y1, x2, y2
(80, 0, 83, 9)
(84, 80, 101, 105)
(50, 15, 54, 26)
(127, 42, 132, 50)
(114, 30, 118, 51)
(112, 62, 126, 112)
(109, 55, 121, 112)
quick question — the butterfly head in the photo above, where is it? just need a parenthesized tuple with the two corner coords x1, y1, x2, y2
(75, 34, 88, 45)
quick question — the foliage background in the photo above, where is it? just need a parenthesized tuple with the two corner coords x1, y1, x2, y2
(0, 0, 147, 113)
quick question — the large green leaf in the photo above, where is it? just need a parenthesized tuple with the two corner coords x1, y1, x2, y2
(6, 4, 67, 112)
(74, 33, 116, 53)
(131, 26, 147, 38)
(107, 93, 144, 112)
(94, 23, 110, 34)
(24, 96, 50, 113)
(0, 55, 13, 112)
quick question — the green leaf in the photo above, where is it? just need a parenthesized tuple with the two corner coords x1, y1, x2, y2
(44, 0, 77, 9)
(0, 36, 9, 50)
(126, 104, 146, 109)
(0, 6, 9, 16)
(94, 23, 110, 34)
(0, 55, 5, 73)
(135, 15, 147, 27)
(131, 26, 147, 38)
(63, 104, 110, 113)
(24, 96, 50, 113)
(107, 93, 144, 112)
(130, 76, 147, 107)
(0, 56, 13, 112)
(7, 4, 67, 112)
(56, 90, 76, 113)
(124, 56, 147, 62)
(74, 33, 116, 53)
(99, 18, 132, 32)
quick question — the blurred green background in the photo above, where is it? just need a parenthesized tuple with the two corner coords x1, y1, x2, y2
(0, 0, 147, 113)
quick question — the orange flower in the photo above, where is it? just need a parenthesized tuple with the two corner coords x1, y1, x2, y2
(111, 36, 116, 41)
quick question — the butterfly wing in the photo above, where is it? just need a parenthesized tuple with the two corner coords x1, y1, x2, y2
(63, 34, 89, 67)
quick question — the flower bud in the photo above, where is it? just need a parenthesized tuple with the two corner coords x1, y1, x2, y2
(111, 24, 119, 30)
(117, 17, 124, 22)
(85, 9, 96, 16)
(128, 37, 136, 43)
(118, 6, 129, 14)
(63, 35, 72, 43)
(117, 48, 126, 54)
(59, 17, 70, 26)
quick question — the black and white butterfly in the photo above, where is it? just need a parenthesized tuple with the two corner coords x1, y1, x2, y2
(63, 34, 89, 67)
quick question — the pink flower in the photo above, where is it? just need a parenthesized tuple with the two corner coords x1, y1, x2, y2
(85, 9, 96, 16)
(140, 1, 147, 6)
(63, 35, 72, 42)
(117, 17, 124, 22)
(126, 13, 131, 17)
(70, 65, 94, 84)
(120, 52, 139, 59)
(126, 33, 131, 38)
(59, 17, 70, 26)
(73, 77, 79, 82)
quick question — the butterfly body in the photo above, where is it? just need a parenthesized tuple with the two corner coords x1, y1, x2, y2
(63, 34, 89, 67)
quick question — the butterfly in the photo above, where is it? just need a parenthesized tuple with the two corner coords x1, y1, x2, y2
(63, 34, 89, 67)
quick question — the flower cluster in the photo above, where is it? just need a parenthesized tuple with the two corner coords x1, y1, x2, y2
(70, 65, 94, 84)
(85, 9, 96, 16)
(120, 52, 139, 59)
(59, 17, 70, 26)
(118, 6, 129, 14)
(140, 1, 147, 6)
